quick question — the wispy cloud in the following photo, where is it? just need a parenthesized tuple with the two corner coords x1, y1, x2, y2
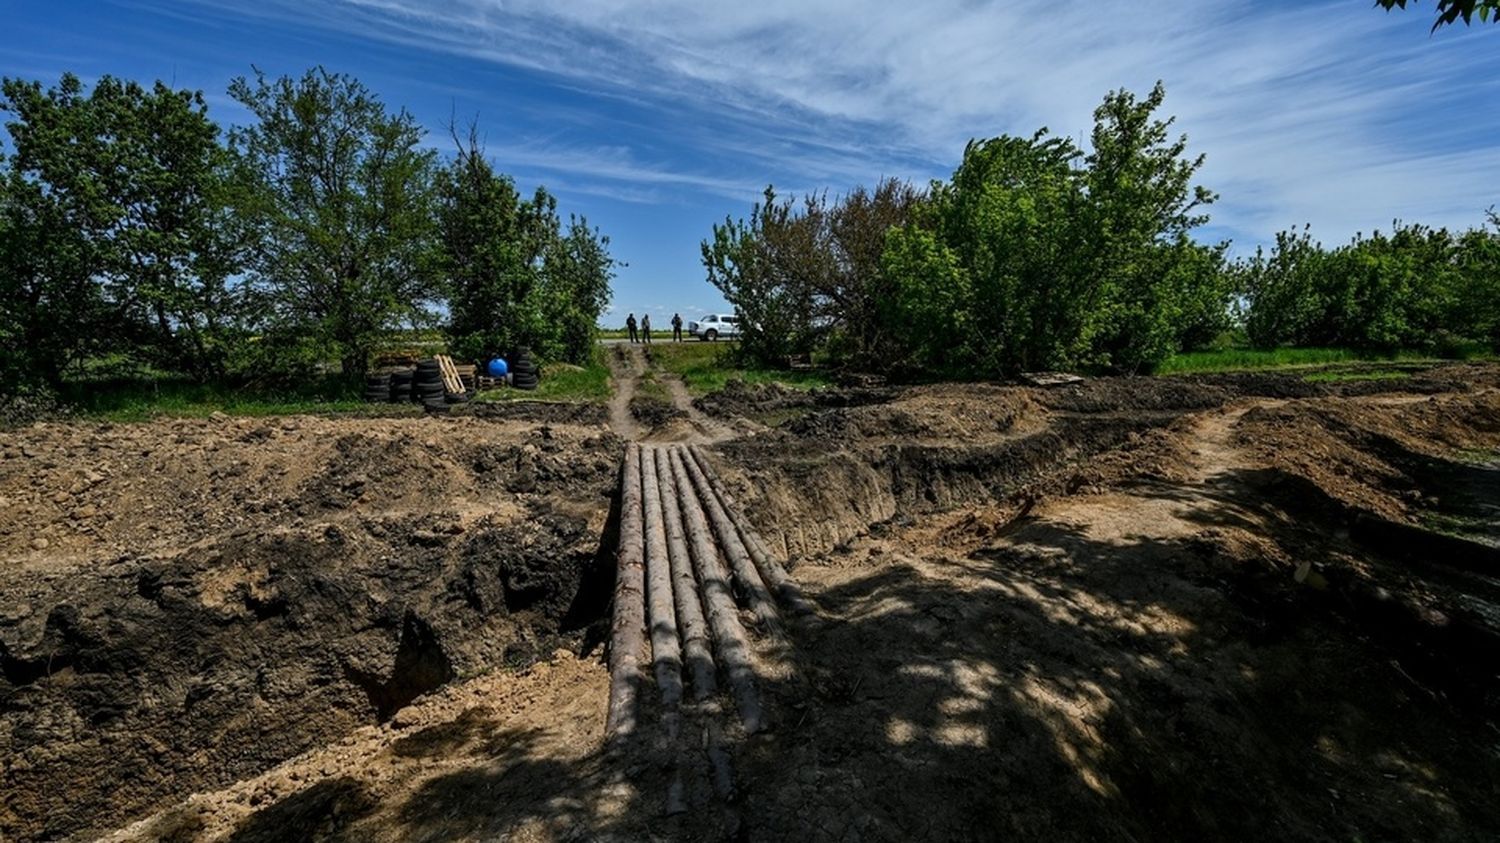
(159, 0, 1500, 243)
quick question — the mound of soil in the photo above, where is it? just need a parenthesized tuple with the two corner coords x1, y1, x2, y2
(0, 415, 620, 841)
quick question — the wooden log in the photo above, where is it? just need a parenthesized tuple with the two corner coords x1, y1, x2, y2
(669, 448, 766, 734)
(687, 445, 815, 616)
(640, 446, 684, 709)
(605, 443, 647, 740)
(678, 446, 782, 635)
(655, 447, 718, 701)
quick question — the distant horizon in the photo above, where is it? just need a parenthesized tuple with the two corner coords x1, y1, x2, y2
(5, 0, 1497, 325)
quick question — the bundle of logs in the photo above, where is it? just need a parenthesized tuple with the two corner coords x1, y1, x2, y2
(607, 443, 813, 814)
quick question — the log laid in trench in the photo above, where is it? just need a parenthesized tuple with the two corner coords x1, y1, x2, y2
(640, 446, 684, 711)
(655, 447, 718, 701)
(669, 448, 766, 734)
(606, 443, 647, 740)
(679, 445, 783, 636)
(687, 445, 815, 616)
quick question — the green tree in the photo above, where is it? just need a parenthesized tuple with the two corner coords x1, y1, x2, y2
(702, 187, 822, 364)
(544, 215, 616, 363)
(229, 67, 439, 377)
(880, 83, 1227, 375)
(1080, 83, 1226, 372)
(0, 73, 241, 384)
(702, 180, 924, 367)
(438, 128, 614, 364)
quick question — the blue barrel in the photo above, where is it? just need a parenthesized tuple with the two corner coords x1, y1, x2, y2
(487, 358, 509, 377)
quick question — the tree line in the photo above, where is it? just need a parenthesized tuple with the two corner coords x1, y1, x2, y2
(0, 68, 616, 394)
(704, 83, 1500, 376)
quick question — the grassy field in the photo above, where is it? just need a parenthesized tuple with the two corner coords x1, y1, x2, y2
(645, 341, 834, 395)
(53, 377, 378, 422)
(1156, 347, 1470, 375)
(1302, 370, 1412, 383)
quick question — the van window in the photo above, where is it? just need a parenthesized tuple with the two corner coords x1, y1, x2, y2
(723, 316, 738, 323)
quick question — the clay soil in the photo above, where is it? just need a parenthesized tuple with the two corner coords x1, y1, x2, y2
(4, 362, 1499, 841)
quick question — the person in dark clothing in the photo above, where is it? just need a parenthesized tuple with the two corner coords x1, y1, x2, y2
(641, 313, 653, 344)
(626, 313, 638, 343)
(671, 313, 683, 342)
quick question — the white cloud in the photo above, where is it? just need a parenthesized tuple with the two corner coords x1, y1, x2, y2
(175, 0, 1500, 244)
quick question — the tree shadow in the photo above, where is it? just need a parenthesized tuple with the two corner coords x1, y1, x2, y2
(226, 777, 377, 843)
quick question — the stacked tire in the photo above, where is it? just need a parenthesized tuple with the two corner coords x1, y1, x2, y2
(414, 359, 448, 412)
(511, 348, 540, 391)
(363, 373, 392, 403)
(389, 369, 415, 403)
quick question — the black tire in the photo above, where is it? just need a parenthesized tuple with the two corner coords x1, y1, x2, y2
(445, 392, 470, 404)
(706, 329, 718, 342)
(422, 398, 450, 413)
(512, 377, 539, 391)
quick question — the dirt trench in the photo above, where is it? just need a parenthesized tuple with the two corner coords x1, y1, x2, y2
(0, 415, 622, 841)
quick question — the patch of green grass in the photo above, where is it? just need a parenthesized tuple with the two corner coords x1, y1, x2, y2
(598, 328, 632, 339)
(645, 341, 834, 396)
(634, 371, 671, 402)
(1302, 370, 1412, 383)
(475, 347, 611, 404)
(57, 376, 381, 422)
(1158, 347, 1442, 375)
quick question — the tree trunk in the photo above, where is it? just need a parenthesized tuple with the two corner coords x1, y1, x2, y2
(640, 446, 684, 709)
(606, 443, 647, 740)
(669, 448, 765, 734)
(687, 446, 814, 615)
(679, 446, 783, 637)
(655, 447, 718, 701)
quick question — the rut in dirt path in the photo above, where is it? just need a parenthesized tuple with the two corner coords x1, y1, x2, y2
(606, 344, 735, 443)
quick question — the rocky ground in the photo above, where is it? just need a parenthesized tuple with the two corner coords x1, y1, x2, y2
(3, 362, 1499, 841)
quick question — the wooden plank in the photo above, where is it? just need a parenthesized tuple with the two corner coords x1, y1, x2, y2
(435, 354, 465, 394)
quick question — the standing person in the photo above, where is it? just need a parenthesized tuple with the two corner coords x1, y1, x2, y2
(641, 313, 653, 344)
(671, 313, 683, 342)
(626, 313, 638, 344)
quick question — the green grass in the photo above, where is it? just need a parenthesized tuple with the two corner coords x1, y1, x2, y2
(1158, 347, 1443, 375)
(634, 371, 672, 403)
(56, 376, 380, 422)
(1302, 370, 1412, 383)
(644, 341, 835, 395)
(474, 347, 611, 404)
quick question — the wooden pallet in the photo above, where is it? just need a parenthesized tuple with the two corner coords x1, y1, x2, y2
(435, 354, 466, 394)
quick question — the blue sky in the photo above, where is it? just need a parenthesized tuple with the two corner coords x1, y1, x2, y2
(3, 1, 1497, 327)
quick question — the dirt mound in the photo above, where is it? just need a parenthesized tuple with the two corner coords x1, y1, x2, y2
(782, 384, 1044, 445)
(695, 379, 894, 421)
(0, 415, 620, 841)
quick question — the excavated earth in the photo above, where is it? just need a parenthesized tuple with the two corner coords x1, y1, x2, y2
(4, 362, 1500, 841)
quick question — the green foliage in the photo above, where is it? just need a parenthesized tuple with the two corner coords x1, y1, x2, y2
(1158, 347, 1443, 375)
(702, 179, 924, 367)
(0, 73, 242, 387)
(439, 127, 615, 366)
(881, 83, 1230, 375)
(1377, 0, 1500, 29)
(1236, 218, 1499, 353)
(645, 341, 833, 395)
(228, 67, 440, 377)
